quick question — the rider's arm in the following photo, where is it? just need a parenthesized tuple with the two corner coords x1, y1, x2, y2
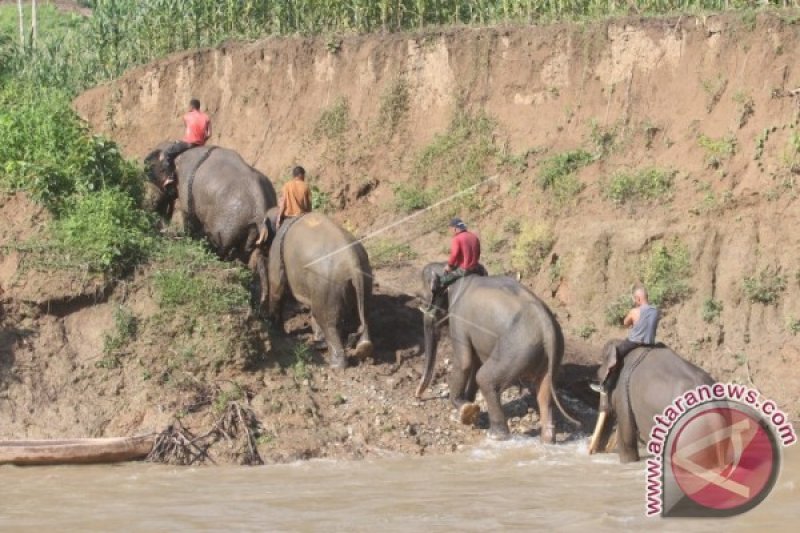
(446, 237, 462, 272)
(623, 308, 637, 328)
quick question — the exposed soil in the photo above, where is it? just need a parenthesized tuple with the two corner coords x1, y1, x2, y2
(3, 11, 800, 464)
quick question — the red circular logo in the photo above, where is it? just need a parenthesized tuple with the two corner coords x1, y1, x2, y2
(670, 406, 778, 512)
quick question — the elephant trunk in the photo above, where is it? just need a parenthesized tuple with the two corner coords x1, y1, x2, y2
(415, 310, 439, 398)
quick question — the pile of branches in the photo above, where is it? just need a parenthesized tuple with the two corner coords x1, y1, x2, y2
(147, 386, 265, 466)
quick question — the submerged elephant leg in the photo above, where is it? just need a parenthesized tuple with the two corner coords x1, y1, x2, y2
(476, 362, 509, 440)
(533, 372, 555, 444)
(615, 389, 640, 463)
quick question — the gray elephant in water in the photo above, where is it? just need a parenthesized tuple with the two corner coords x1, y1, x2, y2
(588, 341, 718, 463)
(416, 262, 577, 443)
(266, 208, 372, 368)
(143, 143, 277, 305)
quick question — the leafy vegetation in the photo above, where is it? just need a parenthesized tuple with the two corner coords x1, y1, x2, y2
(702, 298, 723, 323)
(377, 77, 410, 138)
(366, 239, 418, 268)
(393, 183, 435, 213)
(292, 343, 313, 382)
(537, 149, 593, 204)
(788, 317, 800, 336)
(604, 167, 675, 205)
(151, 239, 252, 315)
(575, 322, 597, 340)
(413, 104, 498, 192)
(510, 222, 555, 277)
(605, 295, 631, 326)
(641, 240, 692, 307)
(742, 267, 787, 305)
(55, 189, 153, 274)
(698, 133, 737, 169)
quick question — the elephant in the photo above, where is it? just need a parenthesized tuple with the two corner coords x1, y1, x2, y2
(588, 341, 718, 463)
(143, 143, 277, 305)
(416, 262, 577, 443)
(266, 208, 372, 369)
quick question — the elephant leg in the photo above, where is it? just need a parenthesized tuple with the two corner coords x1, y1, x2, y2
(448, 341, 480, 426)
(615, 388, 640, 463)
(464, 364, 480, 403)
(533, 371, 555, 444)
(248, 249, 268, 311)
(310, 315, 328, 351)
(321, 319, 347, 370)
(476, 361, 509, 440)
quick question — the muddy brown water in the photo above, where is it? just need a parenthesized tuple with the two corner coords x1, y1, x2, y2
(1, 439, 797, 531)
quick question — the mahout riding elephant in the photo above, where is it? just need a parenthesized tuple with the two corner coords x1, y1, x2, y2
(416, 262, 577, 443)
(143, 143, 277, 305)
(266, 208, 372, 369)
(588, 341, 720, 463)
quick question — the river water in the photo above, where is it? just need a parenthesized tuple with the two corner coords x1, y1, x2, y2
(1, 438, 797, 531)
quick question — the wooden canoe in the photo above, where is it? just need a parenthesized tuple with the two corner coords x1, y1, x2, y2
(0, 435, 155, 466)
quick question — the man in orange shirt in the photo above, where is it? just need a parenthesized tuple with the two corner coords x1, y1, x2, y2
(276, 166, 312, 229)
(162, 98, 212, 185)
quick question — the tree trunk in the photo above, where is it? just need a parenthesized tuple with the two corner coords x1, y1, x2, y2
(31, 0, 37, 47)
(17, 0, 24, 48)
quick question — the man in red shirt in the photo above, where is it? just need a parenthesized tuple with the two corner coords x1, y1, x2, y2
(162, 98, 212, 185)
(432, 218, 482, 296)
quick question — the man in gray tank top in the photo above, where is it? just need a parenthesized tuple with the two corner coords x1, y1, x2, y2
(591, 286, 660, 393)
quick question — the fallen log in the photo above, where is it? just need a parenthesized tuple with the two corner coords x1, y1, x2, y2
(0, 435, 155, 466)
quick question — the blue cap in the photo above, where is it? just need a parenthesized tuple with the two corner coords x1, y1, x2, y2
(449, 218, 467, 230)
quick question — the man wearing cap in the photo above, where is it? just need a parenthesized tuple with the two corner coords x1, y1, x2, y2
(432, 218, 482, 296)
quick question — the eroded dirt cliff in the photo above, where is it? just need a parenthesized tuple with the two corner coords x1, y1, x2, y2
(1, 12, 798, 464)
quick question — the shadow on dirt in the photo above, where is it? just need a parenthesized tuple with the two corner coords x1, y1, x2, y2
(368, 292, 424, 365)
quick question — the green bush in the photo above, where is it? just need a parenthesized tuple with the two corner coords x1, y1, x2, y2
(641, 240, 692, 307)
(413, 104, 498, 192)
(393, 183, 434, 213)
(742, 267, 787, 305)
(510, 222, 554, 276)
(55, 189, 153, 274)
(698, 133, 737, 169)
(605, 295, 631, 326)
(0, 82, 141, 213)
(701, 298, 723, 323)
(311, 185, 332, 213)
(575, 322, 597, 340)
(604, 167, 675, 205)
(152, 239, 251, 315)
(537, 149, 593, 203)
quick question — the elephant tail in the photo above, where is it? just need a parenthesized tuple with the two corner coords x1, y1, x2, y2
(543, 312, 581, 427)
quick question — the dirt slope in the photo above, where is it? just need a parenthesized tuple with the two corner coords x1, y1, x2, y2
(2, 12, 799, 464)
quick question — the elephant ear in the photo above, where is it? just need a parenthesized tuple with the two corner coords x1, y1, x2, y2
(143, 149, 164, 182)
(597, 340, 618, 381)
